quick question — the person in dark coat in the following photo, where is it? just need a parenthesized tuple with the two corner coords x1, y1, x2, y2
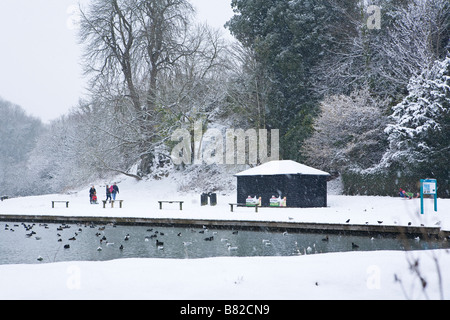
(105, 185, 112, 203)
(89, 185, 96, 204)
(112, 182, 119, 201)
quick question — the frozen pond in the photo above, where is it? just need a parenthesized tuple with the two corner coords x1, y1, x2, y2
(1, 221, 448, 265)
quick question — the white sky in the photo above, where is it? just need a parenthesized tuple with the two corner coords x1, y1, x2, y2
(0, 0, 234, 123)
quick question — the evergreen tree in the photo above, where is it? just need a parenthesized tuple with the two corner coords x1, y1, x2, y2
(226, 0, 360, 160)
(381, 57, 450, 197)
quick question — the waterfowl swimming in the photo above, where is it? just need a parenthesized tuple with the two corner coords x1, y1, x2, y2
(156, 239, 164, 246)
(352, 242, 359, 249)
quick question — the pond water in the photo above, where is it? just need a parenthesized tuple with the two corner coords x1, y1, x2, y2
(0, 221, 448, 265)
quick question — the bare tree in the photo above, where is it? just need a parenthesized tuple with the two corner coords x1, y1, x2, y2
(78, 0, 232, 176)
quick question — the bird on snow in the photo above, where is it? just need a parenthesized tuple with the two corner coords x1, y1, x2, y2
(377, 221, 383, 224)
(346, 219, 350, 223)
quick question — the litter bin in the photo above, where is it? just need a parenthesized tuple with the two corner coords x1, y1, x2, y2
(209, 193, 217, 206)
(201, 193, 209, 206)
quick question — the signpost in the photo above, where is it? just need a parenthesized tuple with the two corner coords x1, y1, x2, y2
(420, 179, 437, 215)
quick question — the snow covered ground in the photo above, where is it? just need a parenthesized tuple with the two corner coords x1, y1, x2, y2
(0, 173, 447, 230)
(0, 174, 449, 300)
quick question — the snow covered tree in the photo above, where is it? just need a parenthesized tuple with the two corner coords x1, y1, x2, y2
(0, 98, 43, 196)
(378, 0, 450, 95)
(303, 87, 389, 174)
(79, 0, 232, 176)
(380, 57, 450, 197)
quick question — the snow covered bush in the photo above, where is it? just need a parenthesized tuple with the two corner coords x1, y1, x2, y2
(303, 87, 389, 174)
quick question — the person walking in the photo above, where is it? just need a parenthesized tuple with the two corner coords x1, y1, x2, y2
(112, 182, 119, 201)
(105, 184, 112, 203)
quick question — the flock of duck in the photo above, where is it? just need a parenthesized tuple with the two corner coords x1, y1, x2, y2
(1, 222, 248, 261)
(4, 219, 443, 263)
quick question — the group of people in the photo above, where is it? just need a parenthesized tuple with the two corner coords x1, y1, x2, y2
(89, 183, 119, 204)
(399, 188, 419, 199)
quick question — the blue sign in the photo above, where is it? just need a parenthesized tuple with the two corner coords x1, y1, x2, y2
(420, 179, 437, 214)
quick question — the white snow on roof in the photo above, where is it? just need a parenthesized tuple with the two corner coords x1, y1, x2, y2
(234, 160, 330, 176)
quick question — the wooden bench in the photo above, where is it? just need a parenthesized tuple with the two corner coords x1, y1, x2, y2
(102, 200, 124, 208)
(52, 201, 69, 208)
(229, 203, 259, 213)
(158, 201, 184, 211)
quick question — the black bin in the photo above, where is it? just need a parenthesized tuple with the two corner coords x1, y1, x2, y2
(201, 193, 209, 206)
(209, 193, 217, 206)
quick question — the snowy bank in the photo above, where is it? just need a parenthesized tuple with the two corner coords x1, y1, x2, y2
(0, 250, 448, 300)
